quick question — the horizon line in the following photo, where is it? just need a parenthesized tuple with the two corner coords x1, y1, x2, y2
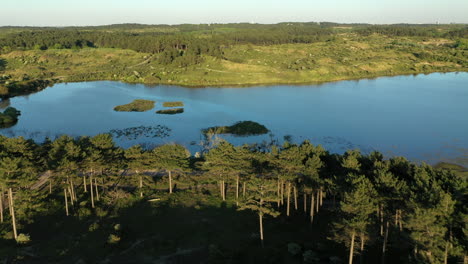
(1, 21, 467, 28)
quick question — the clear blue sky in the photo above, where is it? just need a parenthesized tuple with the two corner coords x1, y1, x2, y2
(1, 0, 467, 26)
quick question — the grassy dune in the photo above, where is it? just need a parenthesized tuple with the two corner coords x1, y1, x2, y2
(0, 34, 466, 88)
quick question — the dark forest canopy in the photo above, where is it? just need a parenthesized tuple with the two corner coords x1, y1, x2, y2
(1, 23, 466, 58)
(0, 134, 466, 263)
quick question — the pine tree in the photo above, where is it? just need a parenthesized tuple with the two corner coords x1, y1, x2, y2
(202, 141, 250, 201)
(272, 143, 304, 216)
(124, 145, 153, 197)
(153, 144, 190, 194)
(238, 175, 280, 247)
(333, 176, 377, 264)
(407, 192, 456, 263)
(301, 141, 325, 221)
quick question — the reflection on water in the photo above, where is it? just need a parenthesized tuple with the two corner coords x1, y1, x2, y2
(1, 72, 467, 166)
(0, 99, 11, 109)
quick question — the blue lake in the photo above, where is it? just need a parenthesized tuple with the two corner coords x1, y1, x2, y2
(1, 72, 467, 165)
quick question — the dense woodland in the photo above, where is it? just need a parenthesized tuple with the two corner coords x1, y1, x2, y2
(0, 134, 466, 263)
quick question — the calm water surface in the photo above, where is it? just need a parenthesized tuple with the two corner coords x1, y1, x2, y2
(1, 72, 467, 165)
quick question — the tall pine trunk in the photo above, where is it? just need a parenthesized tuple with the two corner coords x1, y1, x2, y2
(379, 205, 384, 236)
(444, 241, 449, 264)
(349, 230, 356, 264)
(360, 233, 365, 264)
(259, 212, 264, 248)
(83, 176, 87, 192)
(64, 189, 69, 216)
(236, 175, 239, 206)
(310, 190, 315, 223)
(381, 221, 389, 264)
(398, 210, 403, 231)
(277, 179, 281, 207)
(219, 180, 223, 198)
(8, 188, 17, 240)
(68, 187, 74, 206)
(280, 181, 284, 205)
(303, 192, 307, 213)
(395, 211, 398, 225)
(243, 182, 246, 197)
(259, 196, 265, 247)
(94, 178, 99, 201)
(293, 185, 298, 210)
(316, 191, 320, 213)
(0, 189, 3, 223)
(70, 178, 76, 201)
(286, 182, 291, 216)
(223, 180, 226, 200)
(168, 170, 173, 194)
(49, 179, 52, 194)
(90, 176, 95, 208)
(320, 187, 323, 206)
(139, 175, 143, 197)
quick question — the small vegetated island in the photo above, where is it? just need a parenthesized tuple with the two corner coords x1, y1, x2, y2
(156, 108, 184, 115)
(0, 106, 20, 127)
(113, 99, 155, 112)
(203, 120, 269, 136)
(162, 101, 184, 107)
(156, 101, 185, 114)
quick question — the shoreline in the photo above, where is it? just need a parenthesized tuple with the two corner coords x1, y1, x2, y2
(29, 69, 468, 92)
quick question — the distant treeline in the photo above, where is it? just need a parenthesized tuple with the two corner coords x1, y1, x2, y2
(1, 23, 466, 65)
(357, 25, 468, 38)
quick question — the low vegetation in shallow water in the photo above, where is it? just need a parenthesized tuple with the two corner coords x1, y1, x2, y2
(109, 125, 171, 139)
(0, 106, 20, 127)
(162, 101, 184, 107)
(114, 99, 155, 112)
(203, 120, 269, 136)
(156, 108, 184, 115)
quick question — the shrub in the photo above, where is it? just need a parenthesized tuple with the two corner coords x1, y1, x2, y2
(16, 233, 31, 244)
(108, 234, 121, 244)
(88, 222, 99, 232)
